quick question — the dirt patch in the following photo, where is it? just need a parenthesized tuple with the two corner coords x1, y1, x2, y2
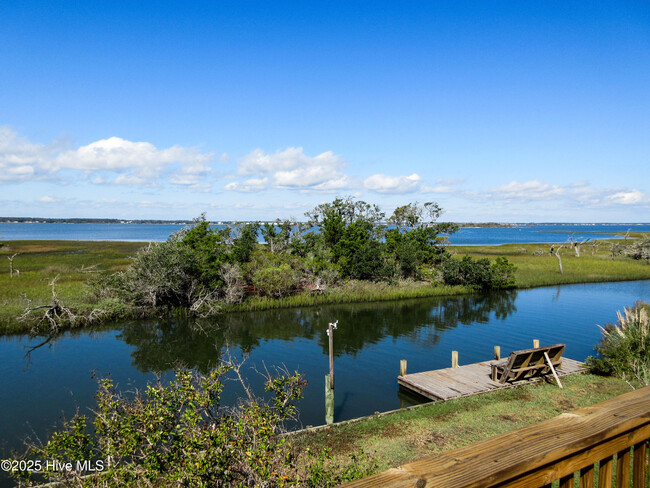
(555, 398, 576, 411)
(496, 413, 520, 423)
(379, 423, 403, 439)
(410, 429, 453, 449)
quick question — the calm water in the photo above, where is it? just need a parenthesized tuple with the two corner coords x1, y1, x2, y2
(1, 280, 648, 473)
(1, 222, 649, 244)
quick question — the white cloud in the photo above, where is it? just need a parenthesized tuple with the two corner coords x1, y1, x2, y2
(0, 128, 215, 187)
(491, 180, 564, 200)
(606, 190, 647, 205)
(38, 195, 57, 203)
(0, 126, 67, 182)
(224, 177, 269, 192)
(364, 173, 421, 194)
(230, 147, 351, 192)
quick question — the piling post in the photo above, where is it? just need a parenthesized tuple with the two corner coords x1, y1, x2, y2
(452, 350, 459, 368)
(533, 339, 540, 348)
(400, 359, 407, 376)
(325, 374, 334, 424)
(494, 346, 501, 360)
(327, 320, 338, 390)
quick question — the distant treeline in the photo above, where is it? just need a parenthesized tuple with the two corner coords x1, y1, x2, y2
(457, 222, 516, 228)
(0, 217, 194, 224)
(0, 217, 515, 227)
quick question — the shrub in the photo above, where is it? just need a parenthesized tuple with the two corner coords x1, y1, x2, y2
(586, 303, 650, 388)
(490, 256, 517, 289)
(441, 256, 516, 290)
(11, 367, 375, 487)
(253, 264, 299, 298)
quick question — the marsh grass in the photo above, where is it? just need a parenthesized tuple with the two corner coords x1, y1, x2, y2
(452, 241, 650, 288)
(292, 374, 631, 474)
(224, 280, 470, 313)
(0, 240, 144, 332)
(1, 239, 649, 333)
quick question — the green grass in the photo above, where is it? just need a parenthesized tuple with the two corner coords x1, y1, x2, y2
(0, 240, 144, 332)
(292, 373, 631, 473)
(454, 241, 650, 288)
(224, 281, 471, 313)
(1, 239, 649, 333)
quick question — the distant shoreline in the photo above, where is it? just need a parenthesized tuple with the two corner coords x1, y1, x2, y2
(3, 218, 647, 227)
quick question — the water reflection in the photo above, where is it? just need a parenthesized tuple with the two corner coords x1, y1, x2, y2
(117, 290, 518, 373)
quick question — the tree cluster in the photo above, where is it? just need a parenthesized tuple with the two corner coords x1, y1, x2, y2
(87, 198, 517, 317)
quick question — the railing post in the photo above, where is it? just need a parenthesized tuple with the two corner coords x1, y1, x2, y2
(533, 339, 540, 348)
(617, 448, 631, 488)
(452, 351, 459, 368)
(400, 359, 407, 376)
(633, 442, 646, 488)
(494, 346, 501, 360)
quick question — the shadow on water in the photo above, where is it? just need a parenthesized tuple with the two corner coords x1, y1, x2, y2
(115, 290, 518, 373)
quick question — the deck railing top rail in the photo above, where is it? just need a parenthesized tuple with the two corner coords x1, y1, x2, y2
(342, 386, 650, 488)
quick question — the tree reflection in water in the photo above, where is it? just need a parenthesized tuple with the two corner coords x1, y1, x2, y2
(117, 290, 518, 373)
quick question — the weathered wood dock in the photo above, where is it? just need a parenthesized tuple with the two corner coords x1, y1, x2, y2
(398, 357, 585, 401)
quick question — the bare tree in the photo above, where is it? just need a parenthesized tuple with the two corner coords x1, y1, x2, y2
(567, 234, 588, 257)
(591, 241, 600, 255)
(220, 263, 244, 304)
(551, 245, 565, 274)
(8, 252, 19, 277)
(20, 276, 79, 333)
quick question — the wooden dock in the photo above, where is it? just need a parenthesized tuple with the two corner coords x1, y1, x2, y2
(398, 358, 585, 401)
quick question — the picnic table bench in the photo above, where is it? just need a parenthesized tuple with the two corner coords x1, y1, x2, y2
(491, 344, 565, 386)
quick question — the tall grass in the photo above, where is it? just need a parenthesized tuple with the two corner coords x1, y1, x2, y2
(454, 241, 650, 288)
(2, 239, 649, 333)
(224, 281, 470, 313)
(0, 240, 144, 332)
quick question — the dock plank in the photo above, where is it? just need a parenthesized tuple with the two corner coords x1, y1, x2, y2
(399, 357, 585, 401)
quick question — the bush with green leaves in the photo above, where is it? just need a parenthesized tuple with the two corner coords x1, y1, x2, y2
(253, 263, 300, 298)
(441, 255, 517, 290)
(12, 367, 376, 487)
(586, 303, 650, 388)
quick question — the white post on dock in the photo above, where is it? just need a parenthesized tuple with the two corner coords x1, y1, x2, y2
(533, 339, 540, 348)
(494, 346, 501, 360)
(452, 350, 459, 368)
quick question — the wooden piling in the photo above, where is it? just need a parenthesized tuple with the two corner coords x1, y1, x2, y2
(494, 346, 501, 360)
(325, 374, 334, 425)
(328, 323, 334, 389)
(452, 351, 459, 368)
(533, 339, 540, 348)
(400, 359, 407, 376)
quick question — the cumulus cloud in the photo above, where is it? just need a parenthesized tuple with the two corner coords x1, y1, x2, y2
(364, 173, 421, 194)
(464, 179, 649, 212)
(0, 127, 215, 188)
(0, 126, 67, 182)
(229, 147, 351, 192)
(491, 180, 564, 200)
(421, 177, 466, 194)
(606, 190, 647, 205)
(224, 177, 269, 192)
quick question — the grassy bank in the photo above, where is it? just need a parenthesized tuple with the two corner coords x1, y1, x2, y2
(452, 241, 650, 288)
(1, 239, 649, 333)
(0, 240, 144, 333)
(292, 373, 631, 474)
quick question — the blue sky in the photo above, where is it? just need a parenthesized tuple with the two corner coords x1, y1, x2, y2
(1, 1, 648, 222)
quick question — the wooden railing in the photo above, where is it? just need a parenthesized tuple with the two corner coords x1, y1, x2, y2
(342, 386, 650, 488)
